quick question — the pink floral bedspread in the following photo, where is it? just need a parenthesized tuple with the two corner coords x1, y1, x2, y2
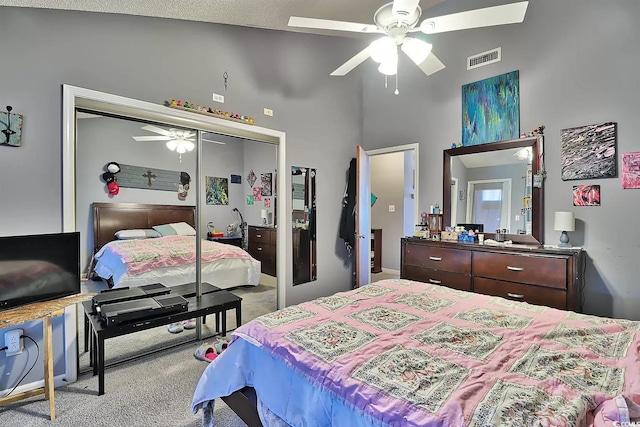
(96, 235, 252, 276)
(234, 279, 640, 426)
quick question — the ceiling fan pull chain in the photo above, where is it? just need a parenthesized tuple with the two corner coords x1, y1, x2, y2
(384, 74, 388, 89)
(395, 73, 399, 95)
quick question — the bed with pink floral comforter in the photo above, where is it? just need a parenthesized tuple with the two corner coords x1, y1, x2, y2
(193, 279, 640, 426)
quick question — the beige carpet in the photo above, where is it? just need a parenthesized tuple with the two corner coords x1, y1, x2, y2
(0, 280, 277, 427)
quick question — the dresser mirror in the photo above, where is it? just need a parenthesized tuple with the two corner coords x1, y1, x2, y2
(292, 166, 317, 285)
(442, 136, 543, 244)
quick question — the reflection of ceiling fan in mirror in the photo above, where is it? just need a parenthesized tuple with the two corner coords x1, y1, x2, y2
(132, 124, 196, 154)
(132, 125, 228, 160)
(288, 0, 528, 92)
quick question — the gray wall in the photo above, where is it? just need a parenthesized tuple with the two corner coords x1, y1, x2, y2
(0, 6, 361, 391)
(363, 0, 640, 321)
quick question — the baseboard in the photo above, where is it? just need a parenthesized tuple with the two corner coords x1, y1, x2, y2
(0, 373, 68, 397)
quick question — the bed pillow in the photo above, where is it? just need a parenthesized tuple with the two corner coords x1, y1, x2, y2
(152, 222, 196, 236)
(114, 229, 162, 240)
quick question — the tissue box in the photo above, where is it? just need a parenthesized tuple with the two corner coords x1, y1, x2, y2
(440, 231, 460, 241)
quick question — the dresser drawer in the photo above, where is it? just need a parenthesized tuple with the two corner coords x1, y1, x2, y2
(402, 266, 471, 291)
(249, 243, 276, 276)
(473, 251, 567, 289)
(474, 277, 567, 310)
(249, 227, 275, 245)
(403, 245, 471, 274)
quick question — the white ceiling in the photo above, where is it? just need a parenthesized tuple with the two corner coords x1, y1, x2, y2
(0, 0, 444, 37)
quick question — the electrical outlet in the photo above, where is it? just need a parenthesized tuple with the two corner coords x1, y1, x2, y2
(212, 93, 224, 103)
(263, 108, 273, 117)
(5, 328, 23, 356)
(515, 214, 520, 221)
(388, 205, 395, 212)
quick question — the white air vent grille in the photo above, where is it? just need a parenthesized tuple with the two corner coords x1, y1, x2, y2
(467, 47, 502, 70)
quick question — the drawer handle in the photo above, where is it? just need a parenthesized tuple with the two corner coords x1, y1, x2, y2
(507, 293, 524, 299)
(257, 247, 263, 251)
(256, 234, 262, 238)
(428, 279, 442, 284)
(429, 256, 442, 261)
(506, 266, 524, 271)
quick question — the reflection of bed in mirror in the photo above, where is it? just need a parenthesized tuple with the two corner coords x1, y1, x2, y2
(443, 136, 543, 244)
(90, 202, 260, 289)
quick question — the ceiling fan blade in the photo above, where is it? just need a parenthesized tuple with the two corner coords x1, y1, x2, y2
(415, 52, 446, 76)
(330, 46, 373, 76)
(202, 139, 226, 145)
(132, 135, 171, 141)
(141, 124, 173, 136)
(420, 1, 528, 34)
(288, 16, 381, 34)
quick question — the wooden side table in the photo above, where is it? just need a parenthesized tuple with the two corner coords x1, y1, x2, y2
(0, 293, 93, 420)
(207, 234, 243, 248)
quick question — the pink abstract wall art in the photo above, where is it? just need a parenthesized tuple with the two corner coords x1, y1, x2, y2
(621, 152, 640, 189)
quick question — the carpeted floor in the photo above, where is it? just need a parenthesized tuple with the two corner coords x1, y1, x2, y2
(0, 280, 277, 427)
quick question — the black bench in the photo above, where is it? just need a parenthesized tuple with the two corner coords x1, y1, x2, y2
(82, 283, 241, 395)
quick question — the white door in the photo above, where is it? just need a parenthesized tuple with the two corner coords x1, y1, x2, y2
(355, 146, 371, 288)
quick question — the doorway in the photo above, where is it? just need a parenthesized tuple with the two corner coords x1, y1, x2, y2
(366, 144, 418, 282)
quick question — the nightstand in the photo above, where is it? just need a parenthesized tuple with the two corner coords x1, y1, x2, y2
(207, 235, 243, 248)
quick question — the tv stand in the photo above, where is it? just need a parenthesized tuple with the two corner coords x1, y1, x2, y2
(0, 293, 94, 420)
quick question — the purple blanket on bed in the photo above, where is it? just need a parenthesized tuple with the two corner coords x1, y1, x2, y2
(233, 279, 640, 426)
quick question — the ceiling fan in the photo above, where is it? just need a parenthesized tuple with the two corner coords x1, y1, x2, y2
(132, 125, 227, 157)
(133, 124, 196, 154)
(288, 0, 529, 86)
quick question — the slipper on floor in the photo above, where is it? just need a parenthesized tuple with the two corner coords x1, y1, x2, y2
(168, 322, 184, 334)
(182, 319, 196, 330)
(212, 338, 230, 354)
(194, 343, 217, 362)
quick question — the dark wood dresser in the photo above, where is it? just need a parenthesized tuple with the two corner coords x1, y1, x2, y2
(401, 237, 585, 311)
(248, 226, 276, 276)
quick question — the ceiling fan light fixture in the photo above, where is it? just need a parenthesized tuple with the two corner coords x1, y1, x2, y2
(166, 140, 178, 151)
(370, 37, 397, 63)
(183, 141, 195, 152)
(401, 38, 432, 65)
(378, 55, 398, 76)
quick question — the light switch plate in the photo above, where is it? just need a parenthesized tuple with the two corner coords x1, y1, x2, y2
(212, 93, 225, 103)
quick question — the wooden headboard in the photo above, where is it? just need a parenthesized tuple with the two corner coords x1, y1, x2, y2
(92, 202, 196, 253)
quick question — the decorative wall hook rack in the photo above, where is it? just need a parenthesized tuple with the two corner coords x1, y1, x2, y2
(1, 105, 23, 147)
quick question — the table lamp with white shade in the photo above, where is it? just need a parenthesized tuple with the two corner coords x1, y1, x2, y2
(261, 209, 269, 226)
(554, 211, 575, 247)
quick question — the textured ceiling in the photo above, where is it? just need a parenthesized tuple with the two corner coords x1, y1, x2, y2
(0, 0, 444, 37)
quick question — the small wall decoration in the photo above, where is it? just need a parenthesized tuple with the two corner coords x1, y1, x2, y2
(101, 161, 121, 196)
(261, 173, 273, 196)
(231, 174, 242, 184)
(264, 198, 271, 208)
(247, 169, 257, 187)
(621, 152, 640, 189)
(252, 186, 262, 201)
(462, 70, 520, 146)
(573, 184, 601, 206)
(116, 163, 189, 199)
(206, 176, 229, 205)
(246, 195, 254, 205)
(1, 106, 23, 147)
(561, 122, 617, 180)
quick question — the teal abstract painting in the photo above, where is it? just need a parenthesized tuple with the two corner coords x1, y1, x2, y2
(462, 70, 520, 146)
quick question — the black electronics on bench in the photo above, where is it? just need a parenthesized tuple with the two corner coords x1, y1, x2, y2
(91, 283, 170, 313)
(97, 293, 189, 327)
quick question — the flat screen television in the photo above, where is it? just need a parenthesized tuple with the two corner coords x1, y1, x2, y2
(0, 231, 81, 312)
